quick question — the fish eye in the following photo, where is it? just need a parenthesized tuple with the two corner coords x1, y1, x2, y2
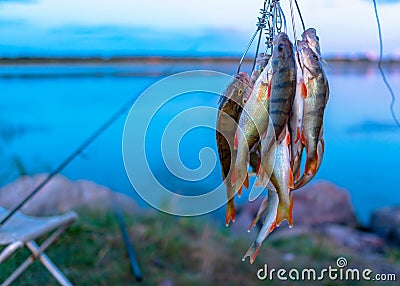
(243, 98, 247, 104)
(238, 89, 243, 95)
(278, 45, 284, 52)
(313, 55, 319, 61)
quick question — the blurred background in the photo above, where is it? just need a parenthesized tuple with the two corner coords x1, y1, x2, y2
(1, 0, 400, 285)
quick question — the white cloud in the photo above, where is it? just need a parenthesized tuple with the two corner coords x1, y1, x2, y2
(0, 0, 399, 56)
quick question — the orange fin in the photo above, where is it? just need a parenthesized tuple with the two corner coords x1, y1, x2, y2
(267, 80, 272, 100)
(234, 131, 238, 150)
(256, 157, 261, 174)
(301, 81, 307, 99)
(225, 200, 236, 227)
(295, 127, 301, 144)
(288, 194, 294, 228)
(289, 169, 294, 189)
(244, 173, 249, 189)
(269, 221, 277, 233)
(295, 167, 301, 181)
(238, 185, 243, 197)
(286, 133, 291, 145)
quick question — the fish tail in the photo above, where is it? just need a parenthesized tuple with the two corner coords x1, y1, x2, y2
(294, 157, 318, 189)
(276, 195, 293, 227)
(242, 242, 262, 264)
(225, 199, 236, 227)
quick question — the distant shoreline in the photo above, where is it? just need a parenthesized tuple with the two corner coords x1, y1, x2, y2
(0, 56, 400, 65)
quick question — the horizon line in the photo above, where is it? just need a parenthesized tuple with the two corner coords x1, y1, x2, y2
(1, 55, 400, 65)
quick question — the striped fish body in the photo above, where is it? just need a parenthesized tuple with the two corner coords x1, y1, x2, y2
(295, 41, 329, 189)
(269, 33, 297, 147)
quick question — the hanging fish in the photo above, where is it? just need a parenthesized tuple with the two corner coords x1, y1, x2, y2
(258, 126, 294, 227)
(262, 33, 297, 156)
(294, 40, 329, 189)
(243, 189, 279, 264)
(289, 70, 305, 173)
(216, 72, 253, 226)
(231, 60, 273, 194)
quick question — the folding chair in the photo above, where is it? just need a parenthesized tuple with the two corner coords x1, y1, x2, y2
(0, 207, 78, 286)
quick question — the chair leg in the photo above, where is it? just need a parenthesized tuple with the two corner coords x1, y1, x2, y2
(1, 255, 35, 286)
(0, 242, 24, 263)
(27, 241, 73, 286)
(1, 222, 75, 286)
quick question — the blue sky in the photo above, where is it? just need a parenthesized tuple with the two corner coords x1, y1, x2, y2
(0, 0, 399, 57)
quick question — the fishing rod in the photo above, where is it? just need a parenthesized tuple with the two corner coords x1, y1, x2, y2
(113, 195, 143, 282)
(0, 94, 139, 228)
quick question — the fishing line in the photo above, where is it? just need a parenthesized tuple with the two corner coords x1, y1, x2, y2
(372, 0, 400, 128)
(289, 0, 297, 44)
(294, 0, 305, 32)
(0, 95, 139, 228)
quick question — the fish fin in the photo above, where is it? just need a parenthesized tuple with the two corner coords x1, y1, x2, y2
(225, 199, 236, 227)
(248, 199, 269, 231)
(301, 81, 307, 99)
(256, 157, 261, 174)
(267, 80, 272, 100)
(244, 173, 249, 189)
(286, 133, 291, 145)
(242, 242, 262, 264)
(294, 158, 318, 189)
(295, 168, 301, 181)
(234, 131, 238, 150)
(295, 127, 301, 144)
(289, 169, 295, 189)
(301, 133, 306, 145)
(238, 185, 243, 197)
(270, 221, 277, 233)
(288, 194, 294, 228)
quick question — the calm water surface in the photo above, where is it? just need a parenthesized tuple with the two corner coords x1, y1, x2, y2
(1, 61, 399, 225)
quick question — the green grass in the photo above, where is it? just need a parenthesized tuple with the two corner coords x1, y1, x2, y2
(0, 210, 398, 286)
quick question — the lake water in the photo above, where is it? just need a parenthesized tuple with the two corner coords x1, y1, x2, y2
(1, 60, 400, 225)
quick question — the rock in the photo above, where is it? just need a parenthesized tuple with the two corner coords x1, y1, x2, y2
(370, 206, 400, 246)
(293, 181, 358, 227)
(316, 224, 385, 254)
(0, 174, 137, 216)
